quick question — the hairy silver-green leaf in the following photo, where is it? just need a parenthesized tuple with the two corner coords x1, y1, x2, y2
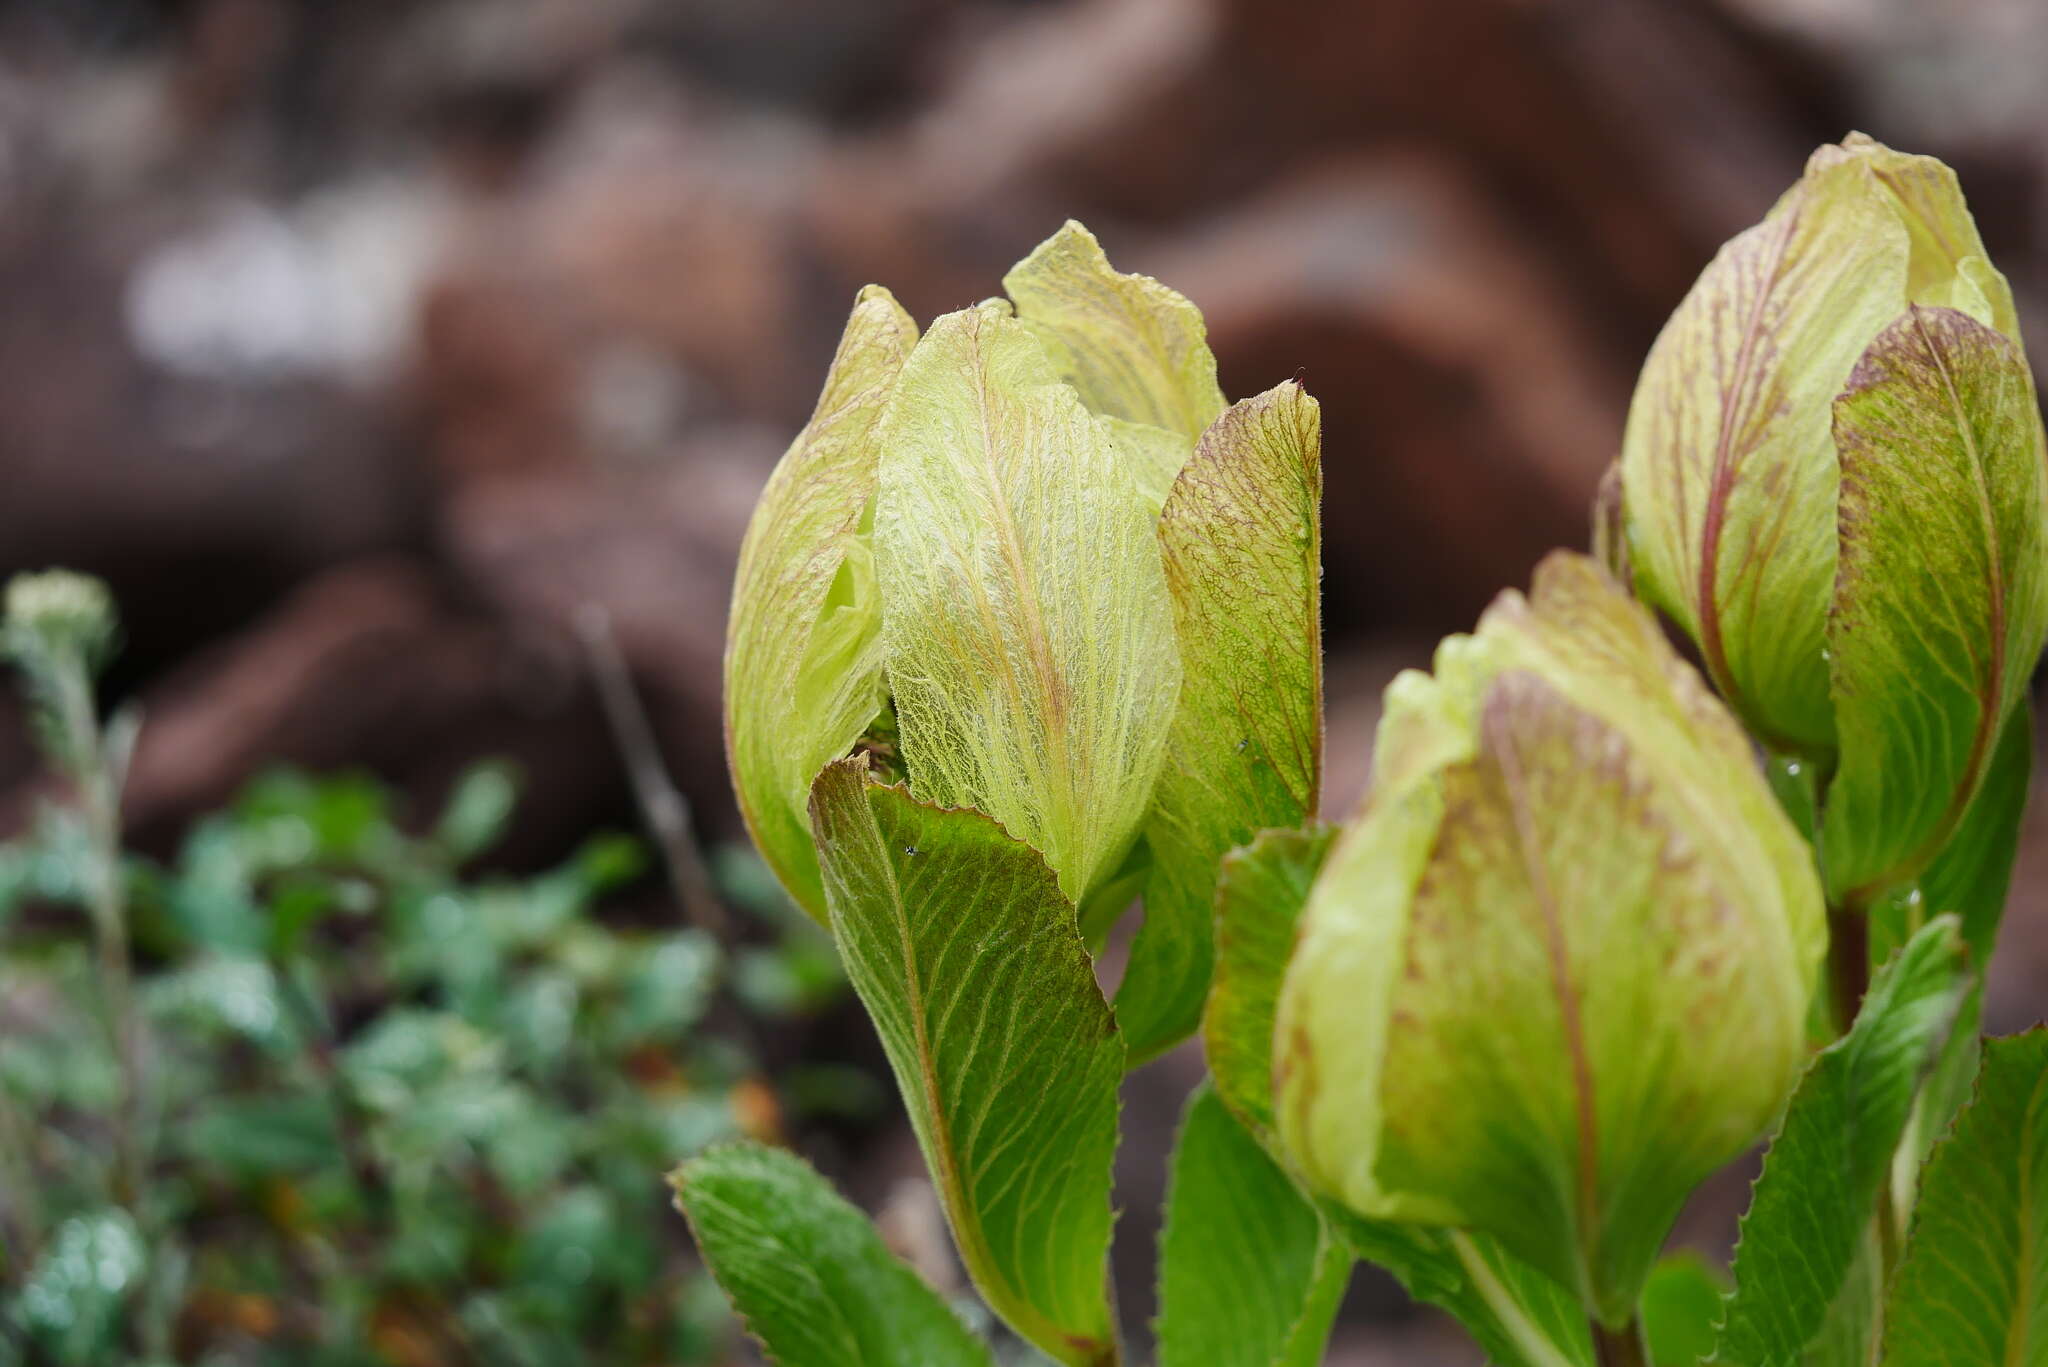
(673, 1144, 994, 1367)
(1619, 135, 2018, 757)
(873, 301, 1180, 904)
(808, 758, 1123, 1367)
(725, 288, 917, 920)
(1715, 917, 1969, 1367)
(1157, 1085, 1348, 1367)
(1002, 220, 1225, 444)
(1121, 381, 1323, 1063)
(1882, 1029, 2048, 1367)
(1822, 307, 2048, 908)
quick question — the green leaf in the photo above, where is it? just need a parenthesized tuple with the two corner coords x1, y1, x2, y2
(1910, 703, 2033, 965)
(672, 1144, 995, 1367)
(1882, 1029, 2048, 1367)
(1715, 915, 1969, 1367)
(1157, 1084, 1348, 1367)
(1642, 1253, 1730, 1367)
(809, 758, 1124, 1366)
(873, 300, 1180, 905)
(1822, 307, 2048, 907)
(1002, 220, 1225, 444)
(435, 760, 520, 861)
(1198, 827, 1588, 1367)
(726, 286, 918, 922)
(1322, 1210, 1594, 1367)
(1121, 381, 1324, 1062)
(1204, 824, 1335, 1138)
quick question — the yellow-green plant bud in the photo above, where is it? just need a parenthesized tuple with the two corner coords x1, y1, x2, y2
(1616, 134, 2048, 906)
(726, 223, 1315, 964)
(1273, 553, 1824, 1327)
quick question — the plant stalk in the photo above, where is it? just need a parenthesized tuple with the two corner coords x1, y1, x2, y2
(1826, 900, 1870, 1035)
(60, 669, 144, 1210)
(1591, 1317, 1650, 1367)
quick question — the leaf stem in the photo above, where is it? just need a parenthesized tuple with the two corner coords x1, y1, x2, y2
(1827, 900, 1870, 1035)
(1591, 1316, 1650, 1367)
(1449, 1232, 1583, 1367)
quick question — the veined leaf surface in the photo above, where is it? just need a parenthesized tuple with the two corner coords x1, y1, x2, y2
(673, 1144, 994, 1367)
(1882, 1029, 2048, 1367)
(1122, 382, 1323, 1062)
(1157, 1085, 1348, 1367)
(873, 302, 1180, 904)
(1715, 917, 1969, 1367)
(725, 288, 917, 920)
(1002, 220, 1224, 443)
(809, 758, 1124, 1367)
(1822, 307, 2048, 907)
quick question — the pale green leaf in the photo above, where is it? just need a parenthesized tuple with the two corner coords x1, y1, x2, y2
(1882, 1029, 2048, 1367)
(1121, 381, 1323, 1062)
(1157, 1085, 1348, 1367)
(808, 758, 1123, 1367)
(1715, 916, 1969, 1367)
(1822, 307, 2048, 907)
(726, 286, 917, 921)
(672, 1144, 995, 1367)
(1204, 823, 1334, 1140)
(1002, 219, 1225, 443)
(873, 301, 1180, 904)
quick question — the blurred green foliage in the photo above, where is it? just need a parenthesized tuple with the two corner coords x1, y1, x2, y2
(0, 761, 853, 1365)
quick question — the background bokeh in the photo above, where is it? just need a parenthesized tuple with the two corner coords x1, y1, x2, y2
(3, 0, 2046, 1362)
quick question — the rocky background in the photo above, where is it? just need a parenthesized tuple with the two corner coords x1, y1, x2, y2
(2, 0, 2046, 1361)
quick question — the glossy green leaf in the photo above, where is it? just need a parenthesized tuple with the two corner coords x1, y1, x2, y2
(1882, 1029, 2048, 1367)
(1716, 916, 1969, 1367)
(1822, 307, 2048, 907)
(1002, 219, 1225, 443)
(1204, 823, 1334, 1138)
(672, 1144, 994, 1367)
(808, 758, 1124, 1367)
(726, 287, 918, 921)
(873, 301, 1180, 905)
(1157, 1084, 1348, 1367)
(1122, 382, 1324, 1062)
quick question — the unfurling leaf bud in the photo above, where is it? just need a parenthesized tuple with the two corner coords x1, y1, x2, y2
(726, 222, 1318, 1001)
(1273, 554, 1824, 1327)
(1615, 134, 2048, 906)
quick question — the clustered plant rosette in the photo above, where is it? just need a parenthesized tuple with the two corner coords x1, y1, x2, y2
(715, 222, 1325, 1363)
(688, 136, 2048, 1367)
(723, 221, 1324, 1067)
